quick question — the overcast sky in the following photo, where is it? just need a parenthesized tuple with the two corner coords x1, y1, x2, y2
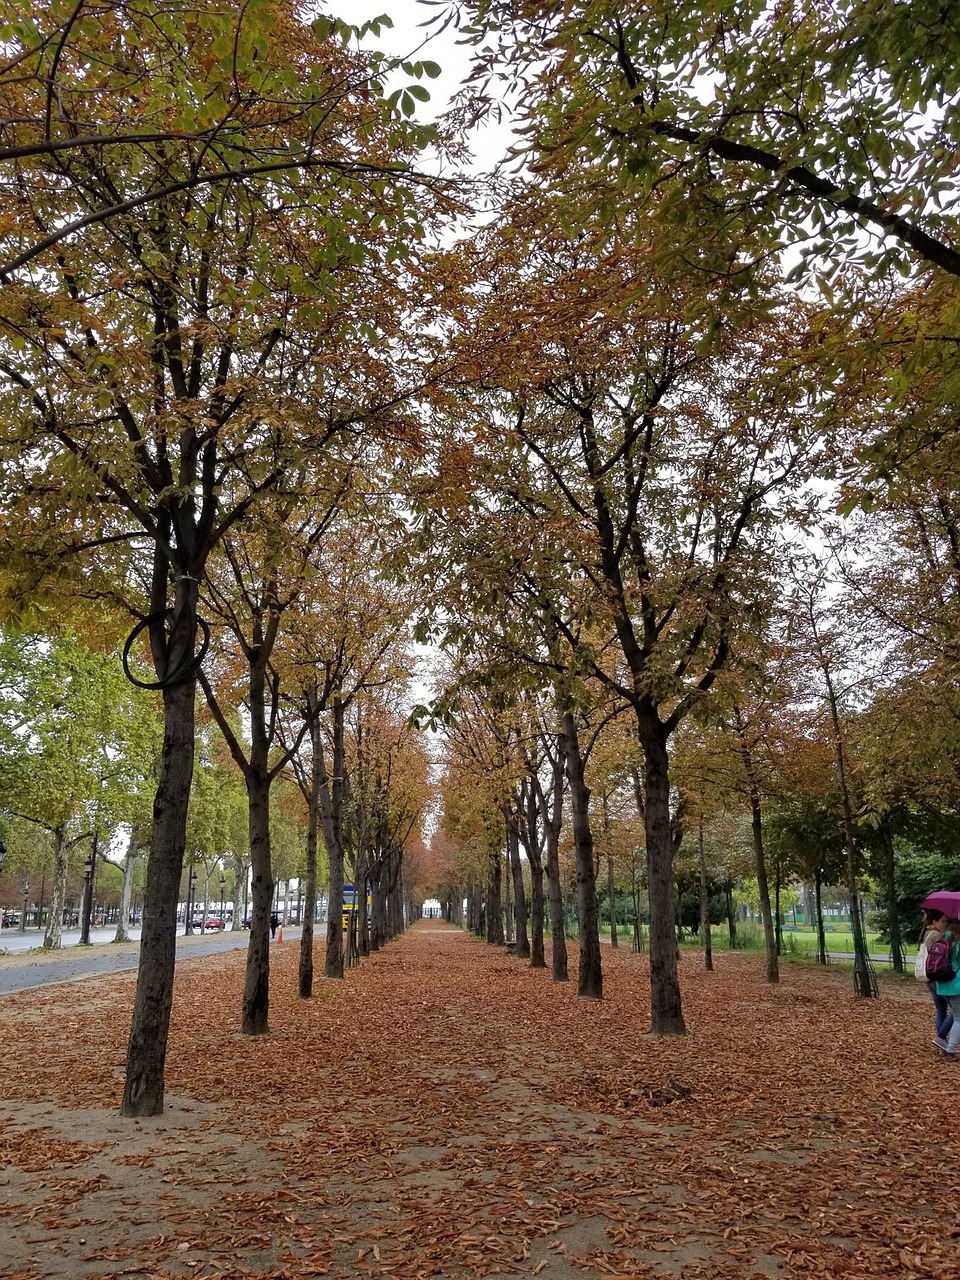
(329, 0, 515, 172)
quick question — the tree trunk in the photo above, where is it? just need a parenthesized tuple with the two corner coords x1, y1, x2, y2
(641, 725, 684, 1034)
(242, 764, 273, 1035)
(231, 855, 246, 929)
(774, 855, 783, 955)
(815, 870, 827, 964)
(468, 884, 482, 935)
(544, 739, 568, 982)
(321, 697, 346, 980)
(485, 848, 504, 945)
(561, 710, 602, 1000)
(521, 779, 546, 969)
(502, 837, 512, 942)
(822, 661, 874, 997)
(370, 855, 388, 951)
(122, 671, 196, 1117)
(734, 710, 778, 984)
(114, 828, 138, 944)
(358, 867, 371, 957)
(43, 825, 68, 951)
(298, 705, 322, 998)
(698, 815, 713, 972)
(506, 805, 530, 959)
(881, 821, 904, 973)
(607, 854, 618, 949)
(725, 880, 738, 950)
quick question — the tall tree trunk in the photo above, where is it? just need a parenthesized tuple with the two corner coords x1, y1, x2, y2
(544, 738, 568, 982)
(42, 829, 67, 952)
(231, 854, 246, 930)
(242, 764, 273, 1035)
(807, 608, 874, 996)
(881, 820, 904, 973)
(358, 866, 371, 957)
(641, 723, 684, 1034)
(725, 880, 738, 950)
(698, 815, 713, 972)
(561, 711, 602, 1000)
(607, 854, 618, 949)
(774, 855, 783, 955)
(735, 710, 779, 985)
(506, 805, 530, 959)
(298, 699, 323, 998)
(485, 848, 504, 945)
(821, 660, 874, 996)
(502, 837, 512, 942)
(322, 696, 346, 980)
(815, 870, 827, 964)
(370, 855, 388, 951)
(468, 884, 482, 935)
(43, 824, 68, 951)
(521, 779, 546, 969)
(114, 828, 138, 944)
(122, 669, 196, 1117)
(238, 639, 277, 1036)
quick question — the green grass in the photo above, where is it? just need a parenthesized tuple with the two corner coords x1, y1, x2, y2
(598, 923, 890, 957)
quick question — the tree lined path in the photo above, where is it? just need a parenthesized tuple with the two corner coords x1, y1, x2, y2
(0, 922, 954, 1279)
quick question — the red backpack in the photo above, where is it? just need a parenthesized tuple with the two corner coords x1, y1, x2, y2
(925, 938, 956, 983)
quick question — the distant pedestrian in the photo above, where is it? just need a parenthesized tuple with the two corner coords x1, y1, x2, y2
(918, 908, 953, 1049)
(931, 915, 960, 1056)
(270, 911, 279, 940)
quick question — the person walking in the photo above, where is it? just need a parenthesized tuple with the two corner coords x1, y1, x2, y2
(270, 911, 280, 940)
(932, 915, 960, 1056)
(919, 909, 954, 1048)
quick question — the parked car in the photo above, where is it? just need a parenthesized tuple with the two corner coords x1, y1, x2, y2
(203, 917, 224, 930)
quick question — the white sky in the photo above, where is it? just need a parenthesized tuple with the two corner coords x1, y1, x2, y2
(328, 0, 515, 172)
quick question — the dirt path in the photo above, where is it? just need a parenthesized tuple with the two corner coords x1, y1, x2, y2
(0, 923, 954, 1278)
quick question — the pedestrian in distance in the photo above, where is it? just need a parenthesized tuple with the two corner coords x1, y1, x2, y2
(917, 908, 954, 1048)
(929, 915, 960, 1056)
(270, 911, 279, 940)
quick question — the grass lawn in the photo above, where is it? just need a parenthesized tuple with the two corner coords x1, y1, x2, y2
(602, 923, 897, 959)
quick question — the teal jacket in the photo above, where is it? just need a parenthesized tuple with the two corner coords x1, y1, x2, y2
(934, 934, 960, 997)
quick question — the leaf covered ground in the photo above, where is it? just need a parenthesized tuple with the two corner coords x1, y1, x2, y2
(0, 922, 956, 1279)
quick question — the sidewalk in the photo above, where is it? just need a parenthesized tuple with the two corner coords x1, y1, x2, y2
(0, 922, 953, 1279)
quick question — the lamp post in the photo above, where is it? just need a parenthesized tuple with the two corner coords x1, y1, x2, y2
(186, 868, 197, 934)
(19, 879, 28, 932)
(219, 874, 226, 927)
(80, 853, 95, 944)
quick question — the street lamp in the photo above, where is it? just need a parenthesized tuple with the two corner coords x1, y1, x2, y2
(219, 874, 226, 926)
(79, 853, 95, 944)
(19, 879, 28, 932)
(186, 868, 198, 934)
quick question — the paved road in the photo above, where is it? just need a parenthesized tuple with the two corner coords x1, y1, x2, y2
(0, 923, 230, 953)
(0, 926, 302, 996)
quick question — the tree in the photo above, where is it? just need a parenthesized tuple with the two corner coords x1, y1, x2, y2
(425, 185, 820, 1032)
(454, 0, 960, 281)
(0, 1, 453, 1115)
(0, 628, 159, 946)
(280, 516, 424, 991)
(787, 559, 878, 995)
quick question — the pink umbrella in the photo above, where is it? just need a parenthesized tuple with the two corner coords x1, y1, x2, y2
(921, 891, 960, 916)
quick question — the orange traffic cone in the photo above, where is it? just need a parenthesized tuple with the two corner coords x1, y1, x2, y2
(276, 924, 283, 944)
